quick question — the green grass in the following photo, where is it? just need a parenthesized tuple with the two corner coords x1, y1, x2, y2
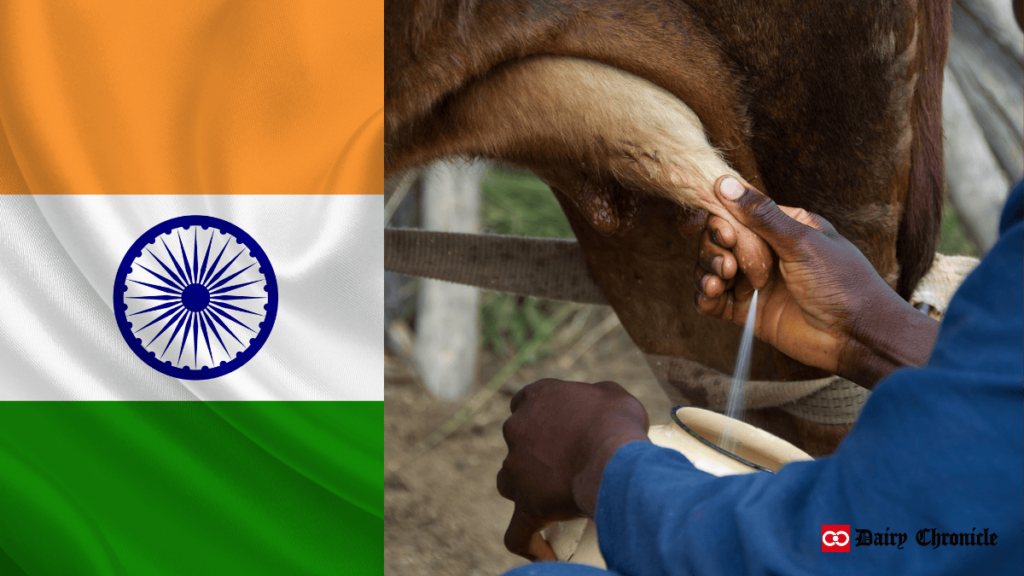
(478, 169, 574, 359)
(937, 201, 980, 257)
(480, 169, 574, 239)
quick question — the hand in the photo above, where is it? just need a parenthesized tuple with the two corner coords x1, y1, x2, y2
(496, 379, 650, 561)
(694, 177, 939, 387)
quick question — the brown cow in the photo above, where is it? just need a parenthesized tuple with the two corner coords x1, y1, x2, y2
(385, 1, 949, 454)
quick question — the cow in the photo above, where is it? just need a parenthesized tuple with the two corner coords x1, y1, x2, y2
(385, 0, 949, 454)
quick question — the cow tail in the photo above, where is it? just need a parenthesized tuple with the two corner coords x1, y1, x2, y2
(896, 0, 950, 300)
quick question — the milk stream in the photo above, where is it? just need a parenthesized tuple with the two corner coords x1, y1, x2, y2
(720, 289, 758, 455)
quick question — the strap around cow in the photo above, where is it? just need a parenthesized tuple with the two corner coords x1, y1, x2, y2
(385, 228, 608, 305)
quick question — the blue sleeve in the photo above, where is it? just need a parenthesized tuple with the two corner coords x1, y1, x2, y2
(595, 184, 1024, 576)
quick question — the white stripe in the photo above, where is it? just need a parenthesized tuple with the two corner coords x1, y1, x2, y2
(0, 195, 382, 401)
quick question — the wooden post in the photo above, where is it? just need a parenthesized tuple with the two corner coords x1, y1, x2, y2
(415, 159, 485, 399)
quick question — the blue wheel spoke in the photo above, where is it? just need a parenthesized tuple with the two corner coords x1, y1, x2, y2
(128, 295, 179, 301)
(135, 304, 184, 334)
(207, 263, 255, 292)
(135, 263, 184, 292)
(210, 279, 264, 296)
(177, 312, 194, 364)
(202, 239, 229, 286)
(177, 232, 194, 284)
(204, 248, 244, 289)
(202, 310, 231, 354)
(128, 279, 182, 296)
(209, 301, 263, 317)
(161, 239, 190, 287)
(192, 229, 200, 287)
(146, 307, 186, 348)
(145, 249, 186, 289)
(192, 312, 200, 365)
(129, 300, 180, 316)
(210, 295, 266, 302)
(206, 308, 245, 345)
(160, 311, 191, 358)
(199, 232, 214, 285)
(208, 304, 257, 333)
(198, 312, 215, 362)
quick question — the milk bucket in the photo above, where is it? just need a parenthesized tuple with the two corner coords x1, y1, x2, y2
(543, 406, 813, 568)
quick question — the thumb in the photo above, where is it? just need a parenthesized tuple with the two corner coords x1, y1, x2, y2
(715, 176, 814, 261)
(504, 507, 556, 561)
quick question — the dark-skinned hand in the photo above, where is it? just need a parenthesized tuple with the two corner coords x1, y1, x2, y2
(496, 379, 650, 561)
(694, 176, 939, 388)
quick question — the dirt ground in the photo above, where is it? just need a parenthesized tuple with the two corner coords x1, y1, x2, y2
(384, 313, 672, 576)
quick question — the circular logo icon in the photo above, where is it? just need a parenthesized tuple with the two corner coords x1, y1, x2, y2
(113, 215, 278, 380)
(822, 530, 850, 547)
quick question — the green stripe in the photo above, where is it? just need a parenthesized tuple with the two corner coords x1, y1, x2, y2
(0, 402, 382, 576)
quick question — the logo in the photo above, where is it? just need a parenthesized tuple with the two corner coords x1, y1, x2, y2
(821, 525, 998, 552)
(114, 215, 278, 380)
(822, 525, 851, 552)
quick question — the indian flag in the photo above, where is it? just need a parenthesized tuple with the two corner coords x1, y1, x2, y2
(0, 2, 382, 574)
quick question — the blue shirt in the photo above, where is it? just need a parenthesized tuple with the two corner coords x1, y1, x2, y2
(506, 181, 1023, 576)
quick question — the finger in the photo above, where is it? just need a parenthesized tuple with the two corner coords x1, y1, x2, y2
(693, 264, 707, 293)
(496, 461, 516, 501)
(725, 276, 756, 327)
(526, 532, 557, 562)
(592, 380, 626, 395)
(501, 417, 518, 447)
(694, 290, 715, 314)
(695, 263, 729, 298)
(733, 225, 773, 289)
(721, 292, 735, 321)
(707, 177, 774, 289)
(777, 205, 821, 230)
(593, 381, 651, 430)
(509, 386, 529, 413)
(699, 229, 738, 280)
(702, 274, 729, 299)
(707, 215, 737, 249)
(715, 176, 815, 261)
(810, 213, 841, 240)
(777, 205, 843, 240)
(504, 508, 557, 561)
(695, 289, 730, 318)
